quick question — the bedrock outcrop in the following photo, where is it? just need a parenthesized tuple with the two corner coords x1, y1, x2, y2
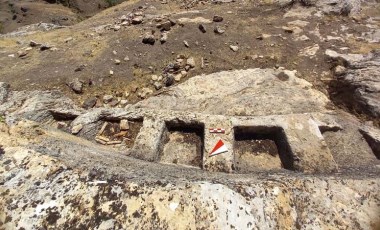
(0, 68, 379, 229)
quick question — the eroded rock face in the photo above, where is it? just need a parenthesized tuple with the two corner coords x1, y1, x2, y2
(326, 49, 380, 118)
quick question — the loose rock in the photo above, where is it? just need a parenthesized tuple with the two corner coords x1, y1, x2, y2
(132, 16, 144, 24)
(82, 97, 97, 109)
(230, 45, 239, 52)
(109, 99, 119, 107)
(40, 44, 52, 51)
(186, 57, 196, 68)
(143, 33, 155, 45)
(277, 72, 290, 81)
(103, 95, 114, 103)
(163, 74, 174, 87)
(120, 120, 130, 131)
(120, 100, 128, 107)
(17, 50, 28, 58)
(198, 24, 206, 33)
(154, 82, 163, 90)
(213, 15, 224, 22)
(214, 26, 225, 34)
(160, 32, 168, 43)
(67, 78, 84, 94)
(75, 65, 86, 72)
(174, 73, 182, 82)
(29, 40, 41, 47)
(157, 21, 172, 31)
(138, 87, 153, 99)
(151, 75, 159, 81)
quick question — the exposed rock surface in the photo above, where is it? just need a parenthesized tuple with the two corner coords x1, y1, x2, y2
(360, 125, 380, 159)
(0, 0, 380, 228)
(268, 0, 362, 15)
(0, 82, 10, 104)
(67, 78, 84, 94)
(326, 49, 380, 118)
(1, 139, 379, 229)
(136, 69, 329, 116)
(1, 68, 379, 229)
(305, 0, 362, 15)
(0, 89, 82, 125)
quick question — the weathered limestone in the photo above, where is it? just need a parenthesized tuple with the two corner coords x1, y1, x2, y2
(130, 117, 165, 162)
(0, 127, 379, 229)
(0, 82, 10, 104)
(0, 64, 379, 229)
(230, 114, 338, 173)
(360, 125, 380, 159)
(267, 0, 362, 15)
(326, 49, 380, 118)
(130, 69, 338, 173)
(0, 90, 82, 125)
(0, 68, 344, 173)
(135, 69, 330, 116)
(203, 116, 234, 172)
(282, 116, 337, 173)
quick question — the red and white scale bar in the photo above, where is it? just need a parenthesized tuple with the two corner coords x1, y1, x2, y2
(209, 128, 225, 134)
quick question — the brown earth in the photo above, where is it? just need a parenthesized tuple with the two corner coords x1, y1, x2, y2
(0, 0, 127, 34)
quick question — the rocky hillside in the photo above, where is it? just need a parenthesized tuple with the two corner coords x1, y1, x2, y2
(0, 0, 128, 34)
(0, 0, 380, 229)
